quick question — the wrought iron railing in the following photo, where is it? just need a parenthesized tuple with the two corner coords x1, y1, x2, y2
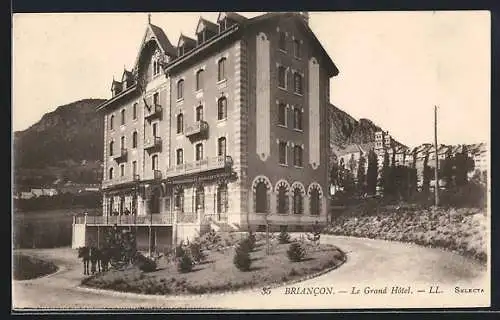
(184, 120, 209, 137)
(112, 148, 128, 162)
(144, 136, 162, 150)
(165, 155, 232, 177)
(73, 211, 205, 225)
(145, 104, 162, 120)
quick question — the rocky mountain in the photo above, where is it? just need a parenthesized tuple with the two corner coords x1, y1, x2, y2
(13, 99, 402, 187)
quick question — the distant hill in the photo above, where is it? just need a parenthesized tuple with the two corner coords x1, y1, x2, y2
(13, 99, 106, 188)
(13, 98, 404, 187)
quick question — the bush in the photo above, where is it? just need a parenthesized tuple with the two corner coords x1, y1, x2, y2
(248, 232, 256, 249)
(233, 241, 252, 271)
(177, 251, 193, 273)
(175, 244, 186, 258)
(287, 242, 306, 262)
(278, 230, 291, 244)
(238, 236, 255, 253)
(189, 242, 205, 264)
(133, 252, 157, 273)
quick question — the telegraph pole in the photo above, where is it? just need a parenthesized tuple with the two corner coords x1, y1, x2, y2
(434, 106, 440, 206)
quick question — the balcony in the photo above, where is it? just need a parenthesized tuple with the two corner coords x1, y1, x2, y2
(112, 148, 127, 162)
(153, 170, 162, 180)
(185, 120, 209, 139)
(144, 136, 162, 152)
(102, 174, 139, 189)
(74, 213, 174, 226)
(145, 104, 162, 121)
(165, 155, 233, 178)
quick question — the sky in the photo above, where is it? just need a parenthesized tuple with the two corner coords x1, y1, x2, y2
(12, 11, 490, 148)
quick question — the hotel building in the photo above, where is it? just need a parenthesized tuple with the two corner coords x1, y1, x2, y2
(72, 12, 339, 251)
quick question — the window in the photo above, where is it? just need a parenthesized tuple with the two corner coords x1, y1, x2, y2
(217, 57, 226, 82)
(152, 123, 158, 137)
(195, 186, 205, 212)
(255, 182, 268, 213)
(277, 185, 288, 214)
(278, 141, 287, 165)
(195, 143, 203, 161)
(293, 107, 303, 130)
(132, 161, 137, 177)
(279, 32, 286, 51)
(217, 97, 227, 120)
(310, 187, 320, 216)
(278, 102, 287, 126)
(196, 105, 204, 122)
(133, 103, 137, 120)
(109, 115, 114, 130)
(132, 131, 138, 148)
(278, 66, 286, 88)
(217, 184, 228, 214)
(174, 188, 184, 212)
(177, 79, 184, 100)
(293, 189, 303, 214)
(293, 39, 301, 58)
(153, 59, 161, 76)
(294, 72, 303, 94)
(219, 19, 226, 32)
(120, 136, 125, 150)
(294, 145, 303, 167)
(218, 137, 226, 157)
(120, 164, 125, 177)
(177, 113, 184, 134)
(109, 141, 114, 156)
(176, 148, 183, 165)
(178, 46, 184, 57)
(152, 154, 158, 170)
(153, 92, 159, 106)
(121, 109, 125, 125)
(196, 69, 204, 91)
(108, 167, 114, 180)
(197, 32, 204, 44)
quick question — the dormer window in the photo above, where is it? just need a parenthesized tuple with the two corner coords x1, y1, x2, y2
(178, 46, 184, 56)
(197, 31, 204, 45)
(153, 59, 161, 76)
(219, 19, 227, 32)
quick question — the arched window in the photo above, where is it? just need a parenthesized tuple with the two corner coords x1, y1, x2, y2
(132, 131, 138, 148)
(108, 167, 114, 180)
(196, 69, 204, 91)
(277, 185, 288, 214)
(279, 32, 286, 51)
(177, 113, 184, 134)
(294, 72, 303, 94)
(152, 154, 158, 170)
(217, 57, 226, 82)
(174, 188, 184, 212)
(293, 39, 301, 58)
(150, 188, 161, 214)
(176, 148, 183, 165)
(109, 115, 114, 130)
(132, 103, 138, 120)
(195, 143, 203, 161)
(218, 137, 226, 157)
(177, 79, 184, 100)
(278, 102, 287, 126)
(217, 97, 227, 120)
(195, 186, 205, 212)
(278, 66, 286, 88)
(293, 188, 303, 215)
(109, 141, 114, 156)
(120, 136, 125, 150)
(293, 107, 302, 130)
(310, 187, 320, 216)
(196, 105, 204, 122)
(216, 183, 228, 214)
(120, 109, 125, 125)
(255, 182, 268, 213)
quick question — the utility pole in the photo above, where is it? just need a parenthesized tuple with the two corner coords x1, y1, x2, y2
(434, 105, 439, 206)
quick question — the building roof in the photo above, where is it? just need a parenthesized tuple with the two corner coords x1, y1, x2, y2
(196, 17, 219, 34)
(217, 12, 248, 24)
(149, 23, 177, 57)
(177, 34, 197, 49)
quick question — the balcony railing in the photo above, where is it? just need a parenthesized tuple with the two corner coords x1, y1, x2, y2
(112, 148, 127, 162)
(165, 155, 233, 178)
(74, 211, 201, 225)
(102, 174, 140, 188)
(185, 120, 209, 138)
(144, 136, 162, 151)
(153, 170, 162, 180)
(145, 104, 162, 120)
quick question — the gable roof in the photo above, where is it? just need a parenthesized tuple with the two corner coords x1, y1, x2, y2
(177, 34, 197, 49)
(149, 23, 177, 57)
(196, 17, 219, 34)
(217, 12, 248, 24)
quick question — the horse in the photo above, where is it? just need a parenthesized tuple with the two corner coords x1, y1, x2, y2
(89, 246, 101, 274)
(77, 247, 91, 275)
(78, 246, 105, 275)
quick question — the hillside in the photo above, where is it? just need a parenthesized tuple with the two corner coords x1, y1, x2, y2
(13, 99, 401, 187)
(13, 99, 106, 188)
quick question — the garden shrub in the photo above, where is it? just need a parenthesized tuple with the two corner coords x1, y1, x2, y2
(177, 251, 193, 273)
(175, 244, 186, 258)
(248, 232, 256, 249)
(287, 242, 306, 262)
(133, 252, 157, 273)
(189, 242, 205, 264)
(233, 241, 252, 271)
(278, 229, 291, 244)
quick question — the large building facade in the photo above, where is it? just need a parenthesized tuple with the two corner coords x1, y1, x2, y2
(72, 12, 338, 251)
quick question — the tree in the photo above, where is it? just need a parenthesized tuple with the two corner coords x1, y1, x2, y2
(329, 158, 340, 187)
(422, 152, 432, 194)
(454, 145, 475, 187)
(440, 149, 454, 189)
(381, 151, 392, 196)
(366, 150, 378, 195)
(356, 154, 367, 193)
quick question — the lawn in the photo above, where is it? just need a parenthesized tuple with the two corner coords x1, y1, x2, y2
(13, 253, 58, 280)
(82, 235, 346, 295)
